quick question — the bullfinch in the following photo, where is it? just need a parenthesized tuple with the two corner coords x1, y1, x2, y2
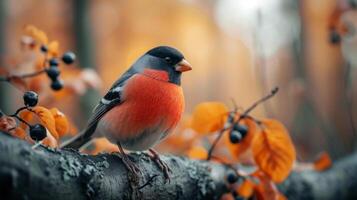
(61, 46, 192, 178)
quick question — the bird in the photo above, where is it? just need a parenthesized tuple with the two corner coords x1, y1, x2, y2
(60, 46, 192, 178)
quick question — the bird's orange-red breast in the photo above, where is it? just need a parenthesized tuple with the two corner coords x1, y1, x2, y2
(99, 69, 184, 150)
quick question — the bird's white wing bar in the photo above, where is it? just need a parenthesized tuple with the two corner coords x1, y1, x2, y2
(100, 86, 123, 105)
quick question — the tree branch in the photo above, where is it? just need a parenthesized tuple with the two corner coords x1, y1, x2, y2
(1, 131, 357, 200)
(0, 132, 228, 200)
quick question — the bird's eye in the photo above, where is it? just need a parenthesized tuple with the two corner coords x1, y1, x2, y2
(165, 57, 172, 63)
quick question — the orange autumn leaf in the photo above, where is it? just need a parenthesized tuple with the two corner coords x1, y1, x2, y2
(88, 138, 118, 155)
(9, 127, 27, 140)
(313, 152, 332, 171)
(225, 118, 258, 159)
(47, 40, 59, 57)
(19, 110, 33, 129)
(0, 116, 16, 132)
(66, 119, 78, 136)
(32, 106, 59, 140)
(219, 193, 235, 200)
(50, 108, 69, 137)
(252, 119, 296, 183)
(24, 25, 48, 45)
(253, 171, 282, 200)
(277, 194, 288, 200)
(237, 179, 255, 198)
(187, 146, 208, 160)
(191, 102, 228, 134)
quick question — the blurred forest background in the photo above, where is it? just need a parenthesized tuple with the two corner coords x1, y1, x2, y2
(0, 0, 356, 161)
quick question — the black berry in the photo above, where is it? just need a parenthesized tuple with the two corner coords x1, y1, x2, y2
(23, 91, 38, 107)
(49, 58, 59, 66)
(329, 30, 341, 44)
(30, 124, 47, 141)
(61, 51, 76, 64)
(233, 124, 248, 137)
(46, 67, 60, 81)
(51, 79, 64, 91)
(227, 171, 238, 184)
(40, 45, 48, 53)
(229, 130, 242, 144)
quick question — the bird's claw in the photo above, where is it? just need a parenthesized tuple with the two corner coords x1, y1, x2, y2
(119, 153, 142, 175)
(148, 149, 172, 182)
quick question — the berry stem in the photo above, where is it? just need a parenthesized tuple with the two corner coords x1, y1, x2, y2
(0, 69, 46, 82)
(10, 106, 28, 117)
(12, 115, 31, 127)
(210, 155, 240, 177)
(206, 87, 278, 161)
(241, 87, 279, 118)
(206, 128, 229, 161)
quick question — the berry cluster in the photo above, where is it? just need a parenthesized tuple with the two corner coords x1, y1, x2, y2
(229, 124, 248, 144)
(41, 44, 76, 91)
(225, 112, 249, 144)
(3, 91, 48, 142)
(22, 91, 47, 141)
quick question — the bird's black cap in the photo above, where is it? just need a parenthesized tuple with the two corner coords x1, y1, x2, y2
(146, 46, 184, 64)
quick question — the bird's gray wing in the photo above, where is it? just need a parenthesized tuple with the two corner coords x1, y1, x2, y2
(60, 70, 135, 149)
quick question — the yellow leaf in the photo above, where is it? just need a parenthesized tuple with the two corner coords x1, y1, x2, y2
(252, 119, 296, 183)
(50, 108, 69, 137)
(191, 102, 228, 134)
(33, 106, 59, 140)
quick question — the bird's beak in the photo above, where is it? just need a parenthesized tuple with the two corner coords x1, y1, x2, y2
(175, 59, 192, 72)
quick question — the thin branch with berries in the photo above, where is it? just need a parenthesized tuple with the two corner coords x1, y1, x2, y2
(206, 87, 279, 161)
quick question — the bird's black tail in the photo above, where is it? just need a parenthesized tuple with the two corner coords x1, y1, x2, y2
(60, 125, 97, 150)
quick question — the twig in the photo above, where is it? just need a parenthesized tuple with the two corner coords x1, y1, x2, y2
(207, 128, 229, 161)
(10, 106, 28, 117)
(241, 87, 279, 117)
(12, 115, 31, 127)
(207, 87, 279, 160)
(5, 69, 46, 81)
